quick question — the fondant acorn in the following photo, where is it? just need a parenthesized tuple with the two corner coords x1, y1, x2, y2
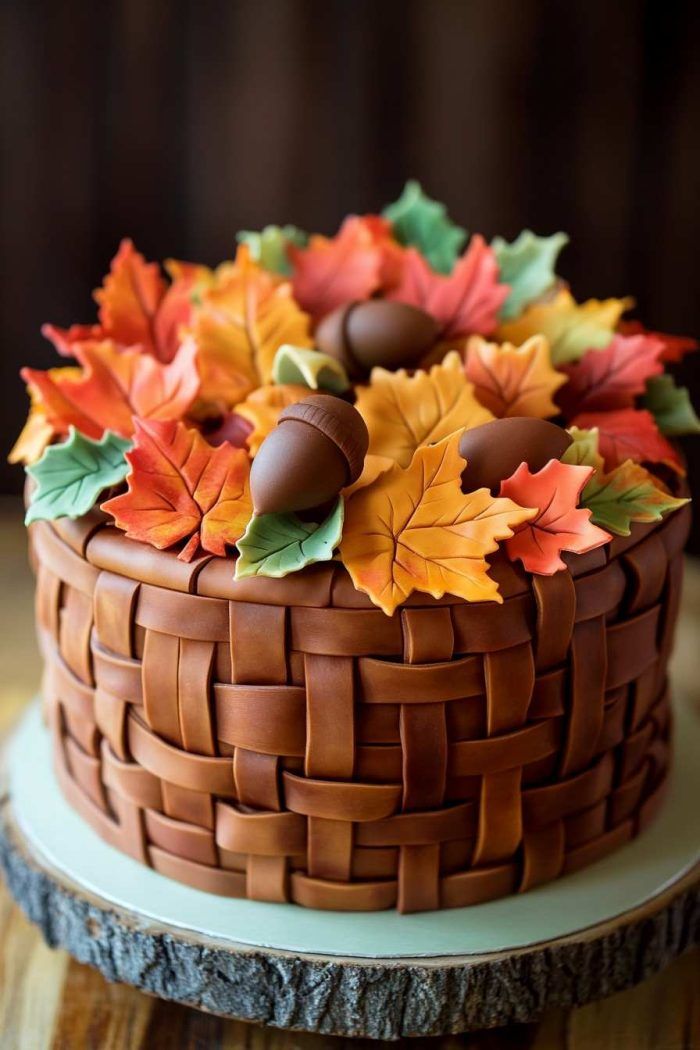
(250, 394, 369, 515)
(315, 300, 439, 379)
(459, 417, 572, 494)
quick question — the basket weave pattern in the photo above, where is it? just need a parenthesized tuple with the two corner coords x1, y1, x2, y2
(31, 503, 690, 913)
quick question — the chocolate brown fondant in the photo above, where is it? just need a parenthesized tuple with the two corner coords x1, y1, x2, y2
(250, 395, 369, 515)
(459, 417, 572, 493)
(32, 498, 689, 912)
(315, 300, 439, 378)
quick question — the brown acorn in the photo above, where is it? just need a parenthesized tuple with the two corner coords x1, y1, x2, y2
(459, 417, 572, 494)
(315, 300, 439, 379)
(250, 394, 369, 515)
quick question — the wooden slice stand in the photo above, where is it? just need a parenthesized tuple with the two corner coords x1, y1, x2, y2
(0, 700, 698, 1040)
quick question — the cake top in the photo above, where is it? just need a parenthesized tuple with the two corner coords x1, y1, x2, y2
(13, 182, 697, 614)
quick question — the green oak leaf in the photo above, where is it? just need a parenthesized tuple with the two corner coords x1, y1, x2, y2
(581, 461, 689, 536)
(236, 224, 309, 275)
(382, 180, 466, 274)
(562, 426, 604, 470)
(272, 344, 349, 393)
(492, 230, 569, 320)
(235, 498, 344, 579)
(643, 374, 700, 436)
(26, 428, 132, 525)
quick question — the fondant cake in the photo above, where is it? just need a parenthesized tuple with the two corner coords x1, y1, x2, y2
(12, 183, 697, 911)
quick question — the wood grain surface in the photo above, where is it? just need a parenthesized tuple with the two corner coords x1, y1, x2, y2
(1, 496, 698, 1049)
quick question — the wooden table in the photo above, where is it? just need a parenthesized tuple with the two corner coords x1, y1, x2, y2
(1, 497, 698, 1049)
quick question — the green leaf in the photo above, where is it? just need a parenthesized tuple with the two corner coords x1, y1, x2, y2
(382, 180, 466, 274)
(492, 230, 569, 320)
(581, 459, 689, 536)
(26, 428, 132, 525)
(562, 426, 604, 470)
(236, 224, 308, 275)
(643, 374, 700, 436)
(235, 498, 344, 579)
(272, 344, 349, 393)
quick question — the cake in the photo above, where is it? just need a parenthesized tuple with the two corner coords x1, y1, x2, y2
(12, 183, 697, 912)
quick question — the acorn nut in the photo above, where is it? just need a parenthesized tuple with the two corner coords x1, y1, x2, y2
(459, 417, 572, 494)
(250, 394, 369, 515)
(315, 299, 439, 379)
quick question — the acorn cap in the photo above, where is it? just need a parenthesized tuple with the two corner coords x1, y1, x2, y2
(279, 394, 369, 485)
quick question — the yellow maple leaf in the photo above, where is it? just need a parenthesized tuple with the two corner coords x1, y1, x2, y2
(236, 383, 311, 455)
(9, 405, 54, 465)
(190, 245, 312, 409)
(464, 334, 567, 419)
(354, 351, 493, 467)
(497, 288, 633, 366)
(340, 431, 536, 615)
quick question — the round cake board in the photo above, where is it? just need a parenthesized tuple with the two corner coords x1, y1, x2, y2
(0, 698, 698, 1040)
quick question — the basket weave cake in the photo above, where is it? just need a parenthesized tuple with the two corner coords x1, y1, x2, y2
(32, 499, 689, 913)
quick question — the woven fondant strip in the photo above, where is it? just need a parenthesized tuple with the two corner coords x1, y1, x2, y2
(32, 502, 690, 913)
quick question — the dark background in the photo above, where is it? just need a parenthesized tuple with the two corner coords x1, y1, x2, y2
(2, 0, 699, 544)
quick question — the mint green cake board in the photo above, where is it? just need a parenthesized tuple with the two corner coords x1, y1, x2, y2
(7, 695, 700, 960)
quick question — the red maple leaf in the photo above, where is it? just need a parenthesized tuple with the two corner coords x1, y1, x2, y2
(557, 332, 664, 417)
(41, 323, 102, 357)
(102, 418, 252, 561)
(21, 340, 200, 440)
(573, 408, 683, 473)
(618, 320, 698, 364)
(500, 460, 611, 575)
(290, 216, 382, 322)
(386, 235, 508, 340)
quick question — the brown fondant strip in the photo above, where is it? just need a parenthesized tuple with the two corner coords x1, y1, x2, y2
(561, 616, 607, 777)
(307, 817, 353, 881)
(178, 639, 216, 756)
(59, 586, 94, 686)
(247, 855, 288, 902)
(484, 643, 534, 735)
(622, 533, 668, 614)
(229, 601, 287, 685)
(520, 822, 565, 891)
(93, 571, 139, 658)
(533, 572, 576, 670)
(233, 748, 280, 811)
(304, 654, 355, 779)
(398, 844, 441, 913)
(473, 767, 523, 866)
(400, 704, 447, 811)
(141, 630, 181, 747)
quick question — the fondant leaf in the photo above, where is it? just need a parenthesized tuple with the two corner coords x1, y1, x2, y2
(382, 180, 467, 274)
(386, 236, 509, 340)
(340, 431, 535, 615)
(102, 418, 252, 561)
(464, 334, 566, 418)
(235, 498, 344, 579)
(271, 344, 349, 393)
(354, 351, 493, 467)
(237, 224, 309, 276)
(94, 239, 167, 352)
(9, 403, 55, 466)
(21, 341, 200, 441)
(236, 383, 311, 455)
(191, 244, 312, 407)
(572, 408, 683, 473)
(358, 215, 406, 290)
(25, 428, 132, 525)
(561, 426, 604, 471)
(290, 216, 382, 322)
(500, 460, 611, 575)
(581, 460, 689, 536)
(41, 323, 102, 358)
(557, 333, 664, 417)
(492, 230, 568, 320)
(618, 320, 698, 364)
(497, 289, 632, 366)
(643, 374, 700, 436)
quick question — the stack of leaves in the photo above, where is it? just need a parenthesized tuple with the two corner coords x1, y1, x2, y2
(13, 182, 697, 612)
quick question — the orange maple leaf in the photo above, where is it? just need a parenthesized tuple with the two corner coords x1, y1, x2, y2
(191, 245, 312, 410)
(386, 235, 508, 340)
(21, 341, 200, 440)
(354, 351, 493, 467)
(340, 431, 535, 614)
(464, 334, 566, 418)
(500, 460, 611, 574)
(235, 383, 311, 455)
(102, 418, 252, 561)
(290, 216, 382, 322)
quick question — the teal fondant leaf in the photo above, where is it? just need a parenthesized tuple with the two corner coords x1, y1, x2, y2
(236, 224, 309, 275)
(643, 374, 700, 436)
(382, 180, 467, 274)
(492, 230, 569, 320)
(235, 498, 344, 579)
(272, 344, 349, 393)
(26, 428, 132, 525)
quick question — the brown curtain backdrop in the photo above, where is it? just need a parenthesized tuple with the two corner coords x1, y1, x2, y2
(2, 0, 699, 540)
